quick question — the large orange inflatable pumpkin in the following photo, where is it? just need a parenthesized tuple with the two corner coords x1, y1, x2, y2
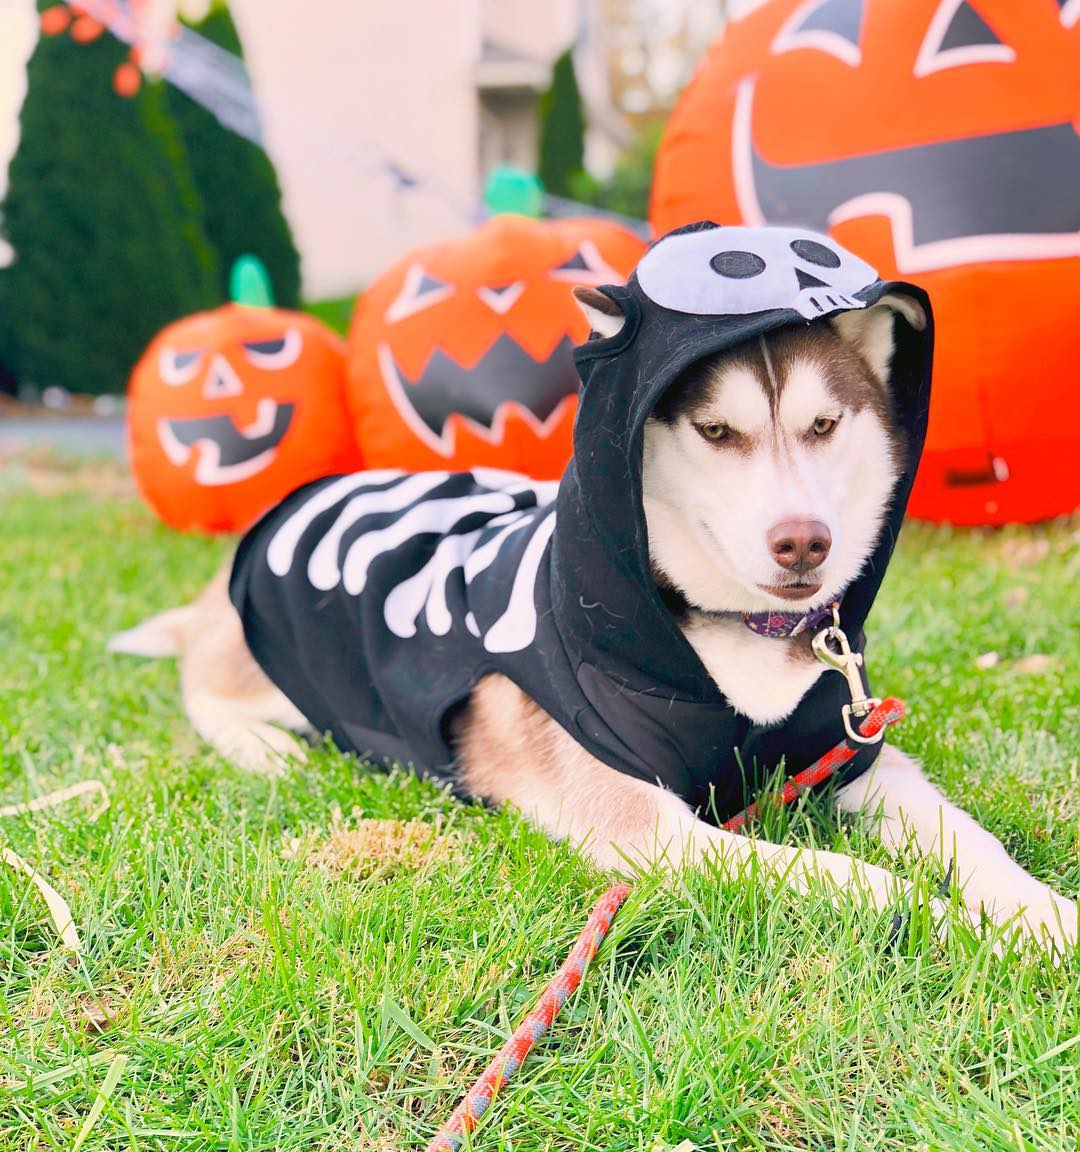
(651, 0, 1080, 525)
(346, 215, 645, 478)
(129, 285, 361, 533)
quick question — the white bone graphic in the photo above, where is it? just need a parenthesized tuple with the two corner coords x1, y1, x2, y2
(267, 470, 407, 576)
(308, 472, 451, 591)
(268, 472, 558, 654)
(482, 509, 557, 654)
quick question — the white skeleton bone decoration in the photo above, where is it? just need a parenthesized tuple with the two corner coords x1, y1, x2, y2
(266, 470, 559, 655)
(636, 224, 878, 320)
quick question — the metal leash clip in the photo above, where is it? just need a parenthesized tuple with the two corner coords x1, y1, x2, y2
(811, 603, 884, 745)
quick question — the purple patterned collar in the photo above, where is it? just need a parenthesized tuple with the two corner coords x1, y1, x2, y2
(742, 599, 839, 639)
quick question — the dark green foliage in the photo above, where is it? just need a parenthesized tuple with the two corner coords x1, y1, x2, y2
(569, 121, 663, 222)
(0, 353, 16, 396)
(0, 7, 218, 395)
(538, 49, 585, 197)
(0, 304, 16, 395)
(170, 4, 302, 307)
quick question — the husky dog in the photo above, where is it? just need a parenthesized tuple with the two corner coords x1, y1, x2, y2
(112, 225, 1076, 953)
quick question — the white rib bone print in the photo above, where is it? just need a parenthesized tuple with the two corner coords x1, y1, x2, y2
(264, 472, 559, 654)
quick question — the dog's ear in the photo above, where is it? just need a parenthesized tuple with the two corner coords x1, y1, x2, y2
(572, 286, 627, 339)
(831, 293, 927, 383)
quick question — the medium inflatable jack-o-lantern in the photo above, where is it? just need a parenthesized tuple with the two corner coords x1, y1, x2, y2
(346, 215, 646, 478)
(128, 258, 361, 533)
(651, 0, 1080, 525)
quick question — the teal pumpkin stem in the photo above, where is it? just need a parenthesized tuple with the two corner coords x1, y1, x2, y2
(484, 167, 545, 219)
(230, 254, 275, 307)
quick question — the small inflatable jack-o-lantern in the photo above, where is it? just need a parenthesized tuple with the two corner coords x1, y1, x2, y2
(128, 257, 361, 533)
(651, 0, 1080, 524)
(346, 214, 646, 478)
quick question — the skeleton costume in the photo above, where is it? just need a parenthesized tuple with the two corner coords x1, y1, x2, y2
(231, 223, 933, 822)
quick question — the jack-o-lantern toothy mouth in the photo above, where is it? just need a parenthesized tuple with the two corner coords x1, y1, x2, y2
(157, 398, 295, 487)
(734, 79, 1080, 271)
(377, 334, 579, 456)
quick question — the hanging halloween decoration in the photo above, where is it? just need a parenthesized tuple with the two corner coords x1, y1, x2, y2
(128, 257, 361, 534)
(346, 214, 646, 478)
(40, 2, 160, 98)
(650, 0, 1080, 524)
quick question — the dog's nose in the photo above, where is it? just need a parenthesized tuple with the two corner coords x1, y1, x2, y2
(768, 520, 832, 572)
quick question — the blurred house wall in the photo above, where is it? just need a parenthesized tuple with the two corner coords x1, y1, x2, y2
(230, 0, 484, 298)
(228, 0, 637, 299)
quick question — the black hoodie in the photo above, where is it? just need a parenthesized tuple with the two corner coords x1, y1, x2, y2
(230, 223, 933, 822)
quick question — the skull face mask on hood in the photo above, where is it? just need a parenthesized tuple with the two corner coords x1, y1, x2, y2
(230, 223, 933, 821)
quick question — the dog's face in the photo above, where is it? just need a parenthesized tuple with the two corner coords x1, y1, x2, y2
(575, 289, 926, 614)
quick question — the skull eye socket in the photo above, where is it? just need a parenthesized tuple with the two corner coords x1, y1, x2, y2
(790, 239, 841, 268)
(160, 348, 202, 385)
(710, 250, 766, 279)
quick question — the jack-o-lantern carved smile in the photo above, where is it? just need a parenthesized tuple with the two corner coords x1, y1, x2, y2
(347, 217, 646, 478)
(157, 399, 296, 485)
(378, 333, 579, 455)
(734, 82, 1078, 271)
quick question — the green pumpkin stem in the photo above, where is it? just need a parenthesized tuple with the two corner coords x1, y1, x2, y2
(229, 255, 275, 308)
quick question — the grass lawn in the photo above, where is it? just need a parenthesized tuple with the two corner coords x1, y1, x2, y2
(1, 471, 1077, 1151)
(303, 295, 359, 339)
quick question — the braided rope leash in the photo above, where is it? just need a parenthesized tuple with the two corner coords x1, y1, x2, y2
(424, 883, 632, 1152)
(424, 697, 906, 1148)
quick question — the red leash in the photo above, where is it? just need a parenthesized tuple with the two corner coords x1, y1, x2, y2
(424, 883, 632, 1151)
(424, 697, 906, 1150)
(721, 696, 906, 832)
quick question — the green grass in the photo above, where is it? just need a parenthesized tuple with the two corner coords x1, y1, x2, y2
(0, 479, 1077, 1152)
(303, 295, 359, 338)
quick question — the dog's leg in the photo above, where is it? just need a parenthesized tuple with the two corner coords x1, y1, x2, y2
(114, 566, 310, 775)
(184, 685, 308, 776)
(178, 569, 310, 775)
(457, 675, 912, 912)
(836, 743, 1077, 951)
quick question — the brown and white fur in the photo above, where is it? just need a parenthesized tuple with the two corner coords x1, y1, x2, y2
(111, 290, 1077, 955)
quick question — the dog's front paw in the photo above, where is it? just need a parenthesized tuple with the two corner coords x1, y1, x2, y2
(977, 883, 1078, 959)
(1010, 891, 1077, 957)
(214, 721, 307, 777)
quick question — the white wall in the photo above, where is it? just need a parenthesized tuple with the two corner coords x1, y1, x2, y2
(229, 0, 484, 298)
(483, 0, 577, 60)
(0, 0, 35, 248)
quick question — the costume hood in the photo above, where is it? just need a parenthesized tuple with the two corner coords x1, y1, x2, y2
(231, 223, 933, 820)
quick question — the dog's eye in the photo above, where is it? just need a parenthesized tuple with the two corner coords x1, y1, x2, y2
(698, 422, 730, 443)
(812, 415, 840, 437)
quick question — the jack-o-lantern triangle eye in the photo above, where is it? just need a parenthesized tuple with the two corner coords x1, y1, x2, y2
(550, 240, 620, 284)
(1059, 0, 1080, 29)
(771, 0, 865, 67)
(386, 265, 455, 323)
(915, 0, 1015, 76)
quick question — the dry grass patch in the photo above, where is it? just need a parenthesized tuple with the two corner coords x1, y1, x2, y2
(286, 811, 462, 882)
